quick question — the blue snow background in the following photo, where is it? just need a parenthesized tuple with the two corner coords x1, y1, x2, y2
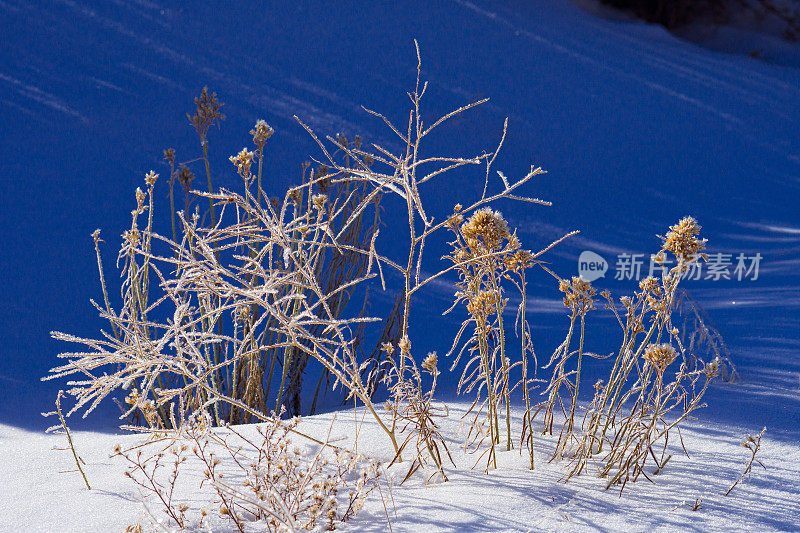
(1, 0, 798, 437)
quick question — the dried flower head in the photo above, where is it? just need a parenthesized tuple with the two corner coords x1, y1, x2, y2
(312, 193, 327, 211)
(163, 148, 175, 164)
(250, 119, 274, 148)
(189, 87, 225, 144)
(288, 188, 303, 205)
(145, 170, 158, 188)
(704, 357, 720, 378)
(643, 343, 679, 370)
(466, 289, 499, 320)
(178, 166, 195, 192)
(639, 276, 659, 294)
(505, 249, 534, 271)
(381, 342, 395, 357)
(560, 276, 596, 316)
(422, 352, 438, 373)
(659, 216, 707, 264)
(461, 207, 510, 252)
(446, 204, 464, 229)
(135, 187, 146, 214)
(229, 147, 255, 178)
(398, 335, 411, 355)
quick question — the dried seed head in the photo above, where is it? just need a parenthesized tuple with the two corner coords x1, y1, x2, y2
(560, 276, 596, 315)
(505, 249, 534, 271)
(178, 166, 195, 192)
(189, 87, 225, 144)
(422, 352, 438, 373)
(398, 335, 411, 355)
(642, 343, 678, 370)
(123, 225, 140, 248)
(446, 204, 464, 229)
(250, 119, 274, 148)
(135, 187, 146, 213)
(229, 147, 255, 177)
(704, 357, 720, 378)
(145, 170, 158, 188)
(312, 193, 327, 211)
(163, 148, 175, 164)
(461, 207, 510, 252)
(639, 276, 659, 294)
(659, 216, 707, 264)
(466, 289, 499, 319)
(314, 165, 331, 193)
(289, 188, 303, 205)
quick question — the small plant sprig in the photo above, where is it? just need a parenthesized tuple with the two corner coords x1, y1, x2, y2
(537, 275, 598, 461)
(189, 87, 225, 226)
(598, 355, 719, 491)
(725, 427, 767, 496)
(383, 339, 454, 483)
(113, 437, 189, 529)
(43, 390, 91, 490)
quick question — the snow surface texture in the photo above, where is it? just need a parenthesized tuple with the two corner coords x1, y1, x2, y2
(1, 404, 798, 532)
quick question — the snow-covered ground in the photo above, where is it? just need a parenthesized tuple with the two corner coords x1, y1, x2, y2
(2, 404, 798, 532)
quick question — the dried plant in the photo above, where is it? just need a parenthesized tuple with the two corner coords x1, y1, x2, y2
(537, 275, 599, 461)
(725, 427, 767, 495)
(47, 89, 389, 441)
(189, 87, 225, 226)
(45, 45, 739, 524)
(443, 207, 552, 470)
(296, 41, 573, 470)
(530, 217, 724, 493)
(674, 288, 738, 382)
(43, 390, 91, 490)
(113, 411, 381, 531)
(113, 437, 190, 529)
(597, 353, 719, 491)
(48, 44, 577, 483)
(383, 339, 454, 483)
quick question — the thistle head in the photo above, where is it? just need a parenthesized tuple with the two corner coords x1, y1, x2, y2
(642, 343, 678, 370)
(461, 207, 510, 252)
(659, 216, 707, 264)
(422, 352, 438, 373)
(398, 335, 411, 355)
(250, 119, 274, 149)
(560, 276, 596, 316)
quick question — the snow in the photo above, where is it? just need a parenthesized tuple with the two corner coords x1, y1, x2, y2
(2, 403, 798, 532)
